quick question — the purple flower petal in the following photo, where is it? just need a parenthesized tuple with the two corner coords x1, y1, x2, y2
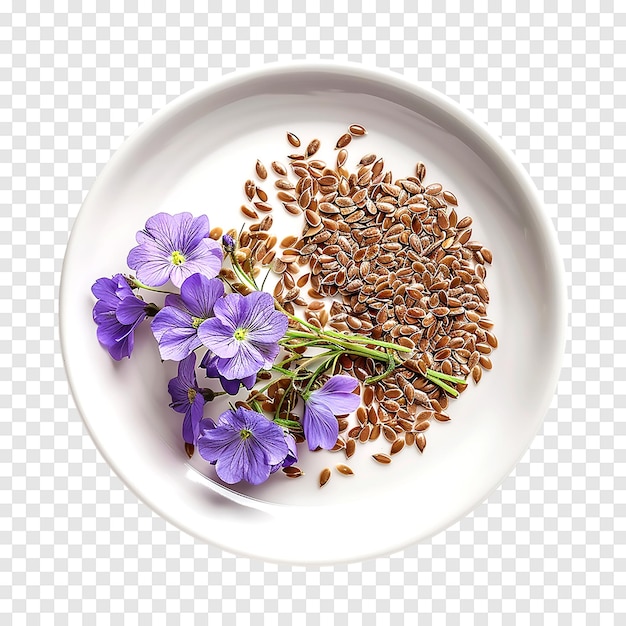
(168, 375, 191, 412)
(315, 374, 360, 396)
(127, 249, 172, 287)
(91, 276, 121, 307)
(115, 295, 147, 325)
(246, 339, 280, 371)
(181, 412, 195, 444)
(158, 327, 202, 361)
(163, 293, 185, 309)
(271, 433, 298, 473)
(168, 354, 198, 409)
(246, 309, 289, 345)
(151, 274, 225, 361)
(197, 317, 239, 358)
(215, 370, 257, 395)
(106, 334, 134, 361)
(215, 343, 265, 380)
(168, 251, 222, 288)
(145, 212, 206, 252)
(310, 375, 361, 414)
(94, 309, 135, 359)
(199, 418, 216, 437)
(113, 275, 135, 299)
(302, 400, 339, 451)
(238, 372, 257, 391)
(181, 392, 205, 444)
(143, 212, 183, 246)
(217, 376, 243, 395)
(200, 352, 257, 395)
(179, 274, 224, 318)
(220, 437, 272, 485)
(94, 313, 121, 346)
(177, 237, 223, 271)
(198, 427, 266, 484)
(211, 292, 245, 332)
(177, 352, 197, 387)
(127, 213, 222, 287)
(197, 421, 239, 461)
(299, 376, 360, 450)
(247, 417, 291, 466)
(151, 305, 193, 343)
(283, 433, 298, 467)
(201, 291, 286, 379)
(93, 304, 128, 339)
(179, 214, 210, 251)
(91, 274, 147, 360)
(94, 306, 137, 344)
(238, 292, 288, 342)
(167, 354, 205, 444)
(197, 407, 289, 485)
(200, 351, 220, 378)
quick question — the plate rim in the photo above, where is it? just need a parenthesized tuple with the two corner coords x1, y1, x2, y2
(60, 60, 567, 564)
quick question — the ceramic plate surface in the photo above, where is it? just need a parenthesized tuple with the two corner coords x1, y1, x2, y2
(60, 62, 565, 564)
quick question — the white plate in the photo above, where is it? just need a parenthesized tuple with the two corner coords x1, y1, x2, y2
(60, 62, 566, 564)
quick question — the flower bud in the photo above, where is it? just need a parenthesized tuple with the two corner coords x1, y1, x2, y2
(222, 234, 235, 252)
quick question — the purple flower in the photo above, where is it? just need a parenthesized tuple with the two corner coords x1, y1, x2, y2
(127, 212, 223, 288)
(91, 274, 148, 360)
(200, 351, 256, 395)
(197, 291, 288, 380)
(168, 353, 205, 444)
(151, 274, 224, 361)
(197, 406, 290, 485)
(301, 375, 361, 450)
(270, 433, 298, 473)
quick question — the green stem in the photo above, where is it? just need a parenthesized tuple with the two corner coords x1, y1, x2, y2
(284, 328, 411, 354)
(127, 276, 176, 294)
(343, 342, 394, 362)
(288, 351, 335, 378)
(425, 369, 466, 385)
(230, 252, 259, 291)
(274, 352, 305, 368)
(274, 302, 321, 333)
(320, 328, 413, 352)
(271, 364, 296, 377)
(275, 348, 338, 370)
(279, 339, 329, 350)
(260, 267, 272, 291)
(365, 352, 396, 385)
(283, 330, 394, 363)
(425, 373, 459, 397)
(274, 383, 289, 418)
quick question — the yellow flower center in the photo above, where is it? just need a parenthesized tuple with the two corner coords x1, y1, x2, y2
(191, 316, 204, 329)
(187, 388, 197, 403)
(240, 429, 252, 440)
(171, 250, 186, 265)
(234, 327, 248, 341)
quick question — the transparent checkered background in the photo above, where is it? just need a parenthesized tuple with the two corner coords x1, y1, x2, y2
(2, 2, 624, 623)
